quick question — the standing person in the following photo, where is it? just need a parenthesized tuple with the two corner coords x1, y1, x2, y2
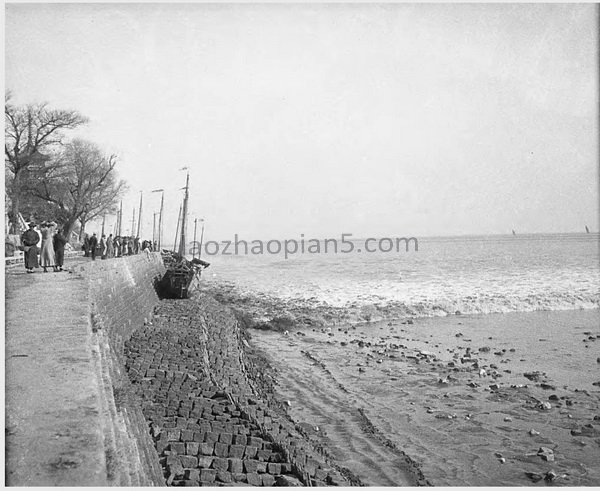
(100, 235, 107, 259)
(53, 228, 68, 271)
(83, 233, 90, 257)
(89, 232, 98, 260)
(21, 222, 40, 273)
(114, 236, 121, 257)
(40, 221, 58, 272)
(106, 234, 114, 258)
(128, 236, 135, 256)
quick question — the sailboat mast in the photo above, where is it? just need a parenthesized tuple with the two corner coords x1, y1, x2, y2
(173, 204, 182, 253)
(137, 191, 143, 237)
(118, 200, 123, 236)
(178, 172, 189, 257)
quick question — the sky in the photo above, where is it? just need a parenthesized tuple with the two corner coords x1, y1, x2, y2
(4, 3, 599, 242)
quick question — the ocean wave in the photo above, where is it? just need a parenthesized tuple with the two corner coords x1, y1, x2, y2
(202, 280, 600, 329)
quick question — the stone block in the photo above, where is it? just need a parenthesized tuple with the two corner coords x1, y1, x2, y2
(170, 442, 185, 455)
(200, 468, 216, 483)
(246, 473, 262, 486)
(217, 471, 233, 483)
(248, 436, 262, 447)
(267, 463, 282, 475)
(212, 457, 229, 471)
(243, 459, 258, 473)
(186, 442, 199, 455)
(193, 431, 205, 443)
(256, 461, 267, 474)
(197, 456, 213, 468)
(228, 458, 243, 474)
(262, 474, 275, 486)
(228, 445, 245, 459)
(233, 434, 247, 446)
(184, 469, 200, 481)
(166, 429, 181, 441)
(204, 432, 219, 443)
(232, 473, 247, 483)
(257, 449, 271, 461)
(179, 455, 198, 468)
(181, 429, 194, 441)
(214, 442, 229, 457)
(219, 432, 233, 444)
(243, 446, 258, 459)
(199, 442, 214, 456)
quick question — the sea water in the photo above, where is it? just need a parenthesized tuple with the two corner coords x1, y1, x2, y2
(203, 233, 600, 319)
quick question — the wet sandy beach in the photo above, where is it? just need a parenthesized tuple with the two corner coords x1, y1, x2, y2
(249, 309, 600, 486)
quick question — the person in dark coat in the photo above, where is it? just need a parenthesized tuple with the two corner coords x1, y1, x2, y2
(53, 229, 68, 271)
(89, 233, 98, 260)
(83, 233, 90, 257)
(21, 222, 40, 273)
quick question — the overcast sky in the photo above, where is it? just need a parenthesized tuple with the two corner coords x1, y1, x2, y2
(5, 3, 598, 241)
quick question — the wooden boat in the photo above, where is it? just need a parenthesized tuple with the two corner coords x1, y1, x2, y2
(158, 172, 209, 299)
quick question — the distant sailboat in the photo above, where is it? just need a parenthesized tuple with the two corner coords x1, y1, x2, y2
(585, 225, 590, 233)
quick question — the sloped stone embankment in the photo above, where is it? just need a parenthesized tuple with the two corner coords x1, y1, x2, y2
(125, 295, 350, 486)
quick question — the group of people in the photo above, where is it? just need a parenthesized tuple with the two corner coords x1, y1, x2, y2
(20, 221, 69, 273)
(82, 233, 156, 260)
(20, 221, 157, 273)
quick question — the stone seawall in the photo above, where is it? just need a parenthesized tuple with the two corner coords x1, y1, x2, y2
(80, 253, 167, 486)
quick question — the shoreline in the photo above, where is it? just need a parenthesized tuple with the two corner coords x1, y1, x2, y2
(237, 299, 600, 486)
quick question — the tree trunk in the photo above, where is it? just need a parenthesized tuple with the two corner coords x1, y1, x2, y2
(9, 171, 21, 234)
(62, 217, 80, 243)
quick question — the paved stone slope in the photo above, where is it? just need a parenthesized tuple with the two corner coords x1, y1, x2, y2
(125, 294, 350, 486)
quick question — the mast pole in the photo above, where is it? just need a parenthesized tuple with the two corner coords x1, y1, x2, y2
(193, 218, 198, 259)
(153, 212, 157, 249)
(137, 191, 143, 237)
(199, 220, 205, 259)
(118, 200, 123, 236)
(178, 171, 189, 257)
(159, 192, 164, 250)
(173, 204, 182, 253)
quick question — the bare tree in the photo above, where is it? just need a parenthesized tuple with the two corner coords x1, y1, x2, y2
(25, 139, 128, 239)
(5, 94, 88, 232)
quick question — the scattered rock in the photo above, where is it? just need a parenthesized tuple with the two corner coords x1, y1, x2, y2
(544, 470, 558, 482)
(525, 472, 544, 483)
(529, 429, 540, 436)
(540, 383, 556, 390)
(537, 447, 554, 462)
(523, 371, 543, 382)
